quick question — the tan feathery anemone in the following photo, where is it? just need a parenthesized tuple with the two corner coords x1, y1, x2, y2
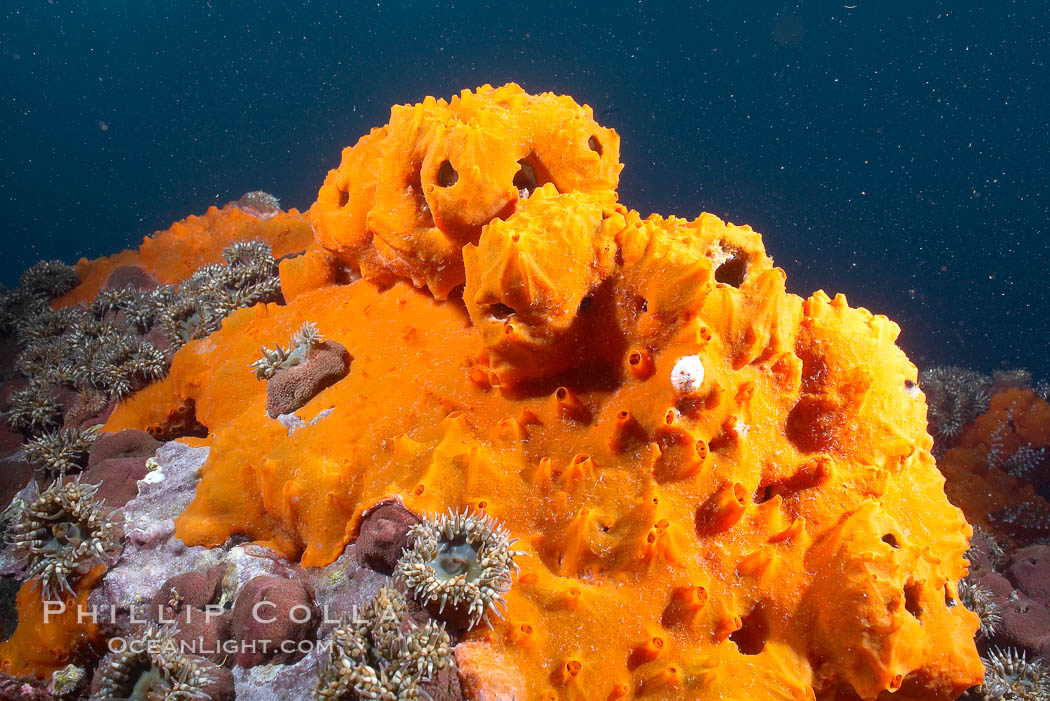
(979, 647, 1050, 700)
(5, 382, 63, 435)
(958, 580, 1002, 639)
(23, 425, 100, 476)
(93, 622, 214, 699)
(249, 321, 324, 380)
(18, 259, 78, 299)
(9, 476, 117, 601)
(314, 587, 453, 700)
(394, 509, 525, 630)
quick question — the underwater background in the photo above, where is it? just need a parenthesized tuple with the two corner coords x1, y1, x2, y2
(1, 1, 1047, 373)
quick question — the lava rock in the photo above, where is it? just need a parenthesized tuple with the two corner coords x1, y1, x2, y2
(977, 571, 1013, 598)
(266, 340, 350, 418)
(54, 386, 80, 420)
(87, 429, 162, 468)
(149, 565, 228, 619)
(233, 646, 323, 700)
(88, 442, 214, 620)
(105, 265, 158, 291)
(356, 500, 420, 575)
(0, 377, 28, 414)
(199, 661, 236, 701)
(995, 589, 1050, 656)
(0, 422, 23, 460)
(0, 459, 33, 508)
(0, 672, 49, 700)
(168, 606, 233, 665)
(231, 575, 319, 667)
(421, 664, 466, 701)
(82, 429, 164, 507)
(146, 325, 177, 364)
(1008, 544, 1050, 606)
(82, 457, 151, 507)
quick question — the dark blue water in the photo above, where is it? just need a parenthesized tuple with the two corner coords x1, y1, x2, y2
(2, 1, 1047, 375)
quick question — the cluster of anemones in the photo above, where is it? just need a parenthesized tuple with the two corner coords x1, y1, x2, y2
(94, 623, 214, 700)
(314, 587, 453, 700)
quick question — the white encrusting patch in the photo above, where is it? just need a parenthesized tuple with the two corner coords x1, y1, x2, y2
(671, 355, 705, 395)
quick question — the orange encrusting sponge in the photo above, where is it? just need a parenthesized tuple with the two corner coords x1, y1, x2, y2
(53, 203, 314, 308)
(65, 83, 983, 699)
(0, 566, 104, 679)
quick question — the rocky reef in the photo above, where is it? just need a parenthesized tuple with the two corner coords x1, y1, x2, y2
(1, 83, 1043, 699)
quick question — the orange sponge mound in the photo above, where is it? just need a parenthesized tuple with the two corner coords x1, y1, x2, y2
(103, 85, 982, 699)
(54, 201, 314, 307)
(462, 184, 769, 389)
(310, 82, 623, 300)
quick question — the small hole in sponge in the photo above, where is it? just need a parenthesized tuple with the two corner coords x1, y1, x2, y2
(753, 485, 775, 504)
(587, 134, 604, 155)
(437, 159, 459, 187)
(729, 604, 769, 655)
(338, 189, 349, 207)
(715, 255, 748, 287)
(513, 160, 538, 195)
(488, 303, 516, 320)
(944, 584, 955, 607)
(904, 582, 924, 619)
(882, 533, 900, 548)
(150, 399, 208, 441)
